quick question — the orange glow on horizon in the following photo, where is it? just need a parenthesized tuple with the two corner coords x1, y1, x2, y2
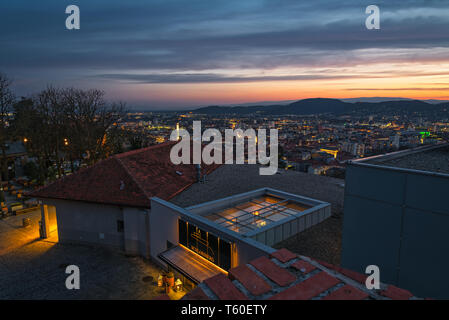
(106, 60, 449, 106)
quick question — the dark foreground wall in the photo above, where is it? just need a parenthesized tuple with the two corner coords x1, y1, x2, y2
(342, 163, 449, 299)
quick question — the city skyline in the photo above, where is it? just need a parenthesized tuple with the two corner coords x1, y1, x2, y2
(1, 0, 449, 109)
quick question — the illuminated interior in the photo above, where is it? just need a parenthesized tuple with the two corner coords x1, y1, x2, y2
(204, 195, 311, 234)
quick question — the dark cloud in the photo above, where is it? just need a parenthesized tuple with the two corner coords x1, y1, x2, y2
(0, 0, 448, 103)
(94, 72, 381, 84)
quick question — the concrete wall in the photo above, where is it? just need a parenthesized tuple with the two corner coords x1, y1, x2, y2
(342, 163, 449, 299)
(123, 207, 150, 256)
(42, 199, 126, 250)
(47, 205, 58, 234)
(233, 237, 275, 268)
(137, 209, 150, 258)
(39, 199, 152, 259)
(148, 200, 180, 266)
(248, 203, 331, 246)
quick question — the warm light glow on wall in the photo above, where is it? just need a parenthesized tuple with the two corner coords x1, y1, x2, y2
(179, 244, 229, 275)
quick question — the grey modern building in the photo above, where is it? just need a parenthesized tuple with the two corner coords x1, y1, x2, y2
(152, 188, 330, 286)
(342, 143, 449, 299)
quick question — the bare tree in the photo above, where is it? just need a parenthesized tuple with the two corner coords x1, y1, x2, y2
(12, 97, 46, 182)
(64, 88, 127, 167)
(12, 87, 68, 182)
(0, 73, 15, 181)
(37, 87, 68, 177)
(13, 86, 127, 184)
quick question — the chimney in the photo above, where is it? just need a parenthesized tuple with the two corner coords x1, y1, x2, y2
(195, 164, 201, 183)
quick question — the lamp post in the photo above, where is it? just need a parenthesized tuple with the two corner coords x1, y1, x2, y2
(0, 186, 6, 218)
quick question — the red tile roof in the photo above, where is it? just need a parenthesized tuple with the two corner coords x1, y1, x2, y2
(29, 142, 220, 208)
(249, 256, 296, 287)
(182, 249, 422, 300)
(204, 274, 247, 300)
(269, 271, 339, 300)
(229, 265, 272, 296)
(322, 284, 369, 300)
(291, 260, 316, 274)
(181, 287, 210, 300)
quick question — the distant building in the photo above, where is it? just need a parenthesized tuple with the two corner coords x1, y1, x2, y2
(341, 142, 365, 157)
(0, 141, 28, 180)
(300, 151, 311, 160)
(308, 165, 328, 175)
(390, 135, 401, 149)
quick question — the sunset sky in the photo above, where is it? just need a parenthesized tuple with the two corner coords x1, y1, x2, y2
(1, 0, 449, 109)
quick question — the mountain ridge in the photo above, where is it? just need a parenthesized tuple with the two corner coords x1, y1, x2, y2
(192, 98, 449, 115)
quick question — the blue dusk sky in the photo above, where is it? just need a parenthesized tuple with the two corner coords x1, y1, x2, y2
(1, 0, 449, 109)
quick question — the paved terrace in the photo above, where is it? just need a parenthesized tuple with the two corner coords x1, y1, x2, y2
(171, 164, 345, 265)
(0, 211, 166, 300)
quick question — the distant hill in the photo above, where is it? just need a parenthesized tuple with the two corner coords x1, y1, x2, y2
(342, 97, 412, 103)
(192, 98, 449, 116)
(342, 97, 449, 104)
(232, 100, 296, 107)
(280, 98, 351, 115)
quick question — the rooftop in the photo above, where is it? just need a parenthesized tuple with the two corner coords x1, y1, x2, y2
(29, 142, 220, 208)
(180, 248, 422, 300)
(171, 164, 344, 265)
(203, 194, 312, 235)
(171, 164, 344, 214)
(363, 143, 449, 175)
(1, 141, 26, 157)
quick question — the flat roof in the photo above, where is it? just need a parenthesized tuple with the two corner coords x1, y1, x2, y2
(170, 164, 344, 215)
(204, 194, 311, 234)
(158, 246, 225, 284)
(364, 144, 449, 175)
